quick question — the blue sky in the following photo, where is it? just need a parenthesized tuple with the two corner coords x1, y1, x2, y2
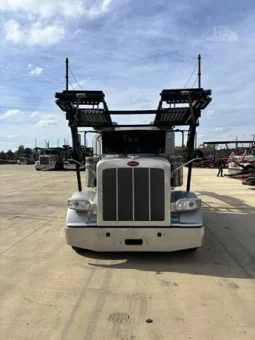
(0, 0, 255, 151)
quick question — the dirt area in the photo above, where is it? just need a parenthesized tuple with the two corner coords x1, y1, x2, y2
(0, 165, 254, 340)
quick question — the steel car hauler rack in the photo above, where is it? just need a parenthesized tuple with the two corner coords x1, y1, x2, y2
(55, 58, 212, 252)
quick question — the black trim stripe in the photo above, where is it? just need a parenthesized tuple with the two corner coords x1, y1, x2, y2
(118, 168, 133, 221)
(150, 168, 165, 221)
(102, 168, 116, 221)
(134, 168, 149, 221)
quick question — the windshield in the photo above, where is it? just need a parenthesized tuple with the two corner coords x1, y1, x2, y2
(102, 130, 165, 154)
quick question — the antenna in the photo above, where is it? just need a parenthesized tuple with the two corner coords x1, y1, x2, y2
(198, 54, 201, 88)
(66, 58, 69, 91)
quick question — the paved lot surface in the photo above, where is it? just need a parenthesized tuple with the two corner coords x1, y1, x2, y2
(0, 165, 254, 340)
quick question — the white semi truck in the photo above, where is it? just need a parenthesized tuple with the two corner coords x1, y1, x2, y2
(55, 68, 212, 252)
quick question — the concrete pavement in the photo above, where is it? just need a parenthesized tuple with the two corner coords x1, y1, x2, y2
(0, 165, 254, 340)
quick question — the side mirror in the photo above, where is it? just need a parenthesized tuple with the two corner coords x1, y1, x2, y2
(191, 149, 205, 162)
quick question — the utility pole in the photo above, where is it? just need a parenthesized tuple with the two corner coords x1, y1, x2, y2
(187, 55, 201, 192)
(66, 58, 69, 91)
(198, 54, 201, 88)
(57, 138, 59, 147)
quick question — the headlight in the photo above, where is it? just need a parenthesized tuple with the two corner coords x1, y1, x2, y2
(176, 198, 201, 211)
(68, 199, 92, 211)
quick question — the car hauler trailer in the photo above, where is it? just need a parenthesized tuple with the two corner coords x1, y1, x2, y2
(55, 61, 212, 252)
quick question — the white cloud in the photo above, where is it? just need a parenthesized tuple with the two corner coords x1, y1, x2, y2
(31, 112, 57, 119)
(203, 109, 215, 118)
(36, 119, 58, 128)
(31, 67, 43, 75)
(213, 127, 228, 134)
(131, 94, 150, 106)
(27, 64, 44, 75)
(42, 114, 58, 120)
(4, 20, 66, 46)
(1, 2, 255, 150)
(35, 114, 59, 128)
(78, 0, 114, 19)
(0, 109, 22, 120)
(0, 0, 85, 19)
(8, 134, 20, 139)
(102, 0, 112, 12)
(0, 0, 113, 19)
(71, 78, 91, 90)
(30, 111, 39, 117)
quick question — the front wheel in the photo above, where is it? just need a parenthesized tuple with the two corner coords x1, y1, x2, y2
(72, 246, 86, 252)
(208, 163, 215, 168)
(186, 247, 198, 252)
(55, 162, 64, 170)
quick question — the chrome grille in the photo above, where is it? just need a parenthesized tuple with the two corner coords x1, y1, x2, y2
(102, 167, 165, 222)
(39, 156, 50, 165)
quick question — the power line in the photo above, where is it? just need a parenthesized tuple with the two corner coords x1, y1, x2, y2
(183, 61, 198, 89)
(68, 80, 75, 90)
(68, 65, 83, 90)
(191, 77, 198, 88)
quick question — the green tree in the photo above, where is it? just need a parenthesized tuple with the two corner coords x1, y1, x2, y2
(24, 147, 33, 155)
(13, 151, 19, 160)
(0, 151, 6, 160)
(6, 149, 14, 160)
(17, 145, 25, 156)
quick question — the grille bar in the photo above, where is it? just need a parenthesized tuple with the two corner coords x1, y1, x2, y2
(102, 167, 165, 222)
(102, 168, 116, 221)
(134, 168, 149, 221)
(118, 168, 133, 221)
(39, 157, 50, 165)
(150, 168, 165, 221)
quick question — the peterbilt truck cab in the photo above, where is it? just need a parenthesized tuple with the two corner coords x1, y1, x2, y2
(55, 83, 212, 252)
(55, 53, 212, 252)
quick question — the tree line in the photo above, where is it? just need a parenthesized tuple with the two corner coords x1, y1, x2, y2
(0, 145, 34, 160)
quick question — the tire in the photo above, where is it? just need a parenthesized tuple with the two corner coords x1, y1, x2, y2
(186, 247, 198, 252)
(72, 246, 85, 252)
(55, 162, 63, 171)
(208, 163, 215, 169)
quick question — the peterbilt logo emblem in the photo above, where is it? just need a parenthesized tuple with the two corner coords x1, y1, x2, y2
(127, 161, 139, 166)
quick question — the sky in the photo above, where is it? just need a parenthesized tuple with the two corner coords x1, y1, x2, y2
(0, 0, 255, 151)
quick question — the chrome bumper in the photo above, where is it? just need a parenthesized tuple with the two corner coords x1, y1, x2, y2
(65, 226, 204, 252)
